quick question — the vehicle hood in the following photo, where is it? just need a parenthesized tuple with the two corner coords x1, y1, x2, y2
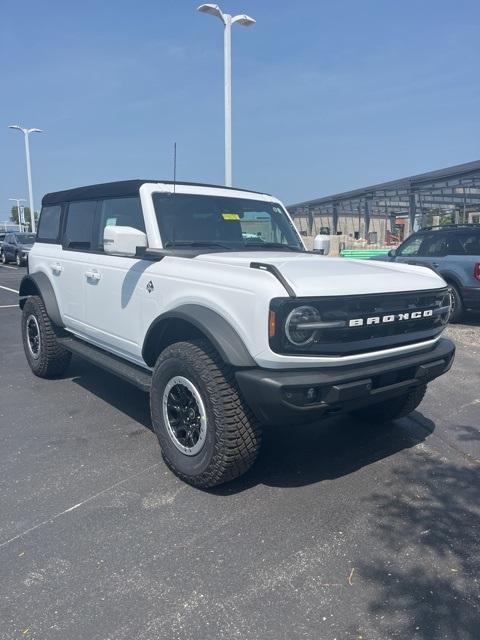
(193, 251, 446, 297)
(19, 243, 33, 250)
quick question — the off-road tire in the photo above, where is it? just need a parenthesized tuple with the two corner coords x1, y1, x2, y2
(351, 384, 427, 422)
(150, 340, 261, 488)
(15, 253, 22, 267)
(22, 296, 71, 378)
(1, 252, 7, 264)
(448, 283, 463, 323)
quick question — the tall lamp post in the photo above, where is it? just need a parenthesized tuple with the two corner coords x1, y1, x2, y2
(197, 4, 255, 187)
(9, 197, 27, 231)
(9, 125, 43, 233)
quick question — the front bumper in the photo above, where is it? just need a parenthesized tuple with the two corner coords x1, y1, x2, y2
(235, 338, 455, 426)
(462, 286, 480, 311)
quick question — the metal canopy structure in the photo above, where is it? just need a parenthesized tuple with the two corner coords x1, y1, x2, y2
(288, 160, 480, 236)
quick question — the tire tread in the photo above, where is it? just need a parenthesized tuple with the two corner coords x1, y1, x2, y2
(22, 296, 71, 378)
(152, 340, 261, 488)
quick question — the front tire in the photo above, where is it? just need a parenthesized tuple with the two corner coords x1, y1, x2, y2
(351, 384, 427, 422)
(21, 296, 71, 378)
(15, 253, 22, 267)
(150, 340, 261, 488)
(1, 252, 7, 264)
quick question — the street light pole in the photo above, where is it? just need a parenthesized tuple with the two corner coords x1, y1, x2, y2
(9, 197, 27, 231)
(9, 125, 43, 233)
(224, 12, 232, 187)
(197, 4, 255, 187)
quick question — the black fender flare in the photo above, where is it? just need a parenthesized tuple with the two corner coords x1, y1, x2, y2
(142, 304, 256, 368)
(19, 273, 63, 327)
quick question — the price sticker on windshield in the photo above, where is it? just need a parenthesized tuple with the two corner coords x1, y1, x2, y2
(222, 212, 240, 220)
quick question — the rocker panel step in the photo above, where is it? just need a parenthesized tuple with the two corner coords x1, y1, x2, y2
(58, 336, 152, 392)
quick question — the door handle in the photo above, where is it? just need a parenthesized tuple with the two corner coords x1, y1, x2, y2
(51, 262, 63, 274)
(85, 269, 101, 282)
(432, 262, 439, 268)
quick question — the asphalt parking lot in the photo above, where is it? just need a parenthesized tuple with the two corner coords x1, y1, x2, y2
(0, 265, 479, 640)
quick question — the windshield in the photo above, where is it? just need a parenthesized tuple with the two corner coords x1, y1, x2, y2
(15, 234, 36, 244)
(153, 193, 304, 251)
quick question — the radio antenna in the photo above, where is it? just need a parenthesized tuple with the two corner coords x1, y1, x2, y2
(171, 142, 177, 247)
(173, 142, 177, 193)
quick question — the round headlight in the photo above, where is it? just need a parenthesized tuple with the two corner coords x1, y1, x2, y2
(285, 305, 321, 346)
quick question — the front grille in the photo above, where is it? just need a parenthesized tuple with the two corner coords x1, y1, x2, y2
(270, 288, 451, 356)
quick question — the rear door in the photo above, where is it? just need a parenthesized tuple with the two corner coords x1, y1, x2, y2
(2, 234, 10, 259)
(441, 230, 480, 287)
(4, 234, 15, 260)
(58, 200, 98, 332)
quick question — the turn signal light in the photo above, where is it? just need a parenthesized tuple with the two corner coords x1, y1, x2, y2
(474, 263, 480, 281)
(269, 310, 277, 338)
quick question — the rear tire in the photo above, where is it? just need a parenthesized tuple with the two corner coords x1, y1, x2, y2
(15, 253, 22, 267)
(351, 384, 427, 422)
(1, 252, 7, 264)
(448, 283, 464, 323)
(150, 340, 261, 488)
(22, 296, 71, 378)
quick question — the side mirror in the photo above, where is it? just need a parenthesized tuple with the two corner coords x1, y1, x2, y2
(388, 248, 397, 258)
(104, 226, 147, 257)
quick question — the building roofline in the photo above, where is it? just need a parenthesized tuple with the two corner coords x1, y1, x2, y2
(288, 159, 480, 209)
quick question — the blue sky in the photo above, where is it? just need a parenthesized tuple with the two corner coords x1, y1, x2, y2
(1, 0, 479, 216)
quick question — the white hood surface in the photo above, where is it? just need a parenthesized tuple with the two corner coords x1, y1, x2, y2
(194, 252, 446, 297)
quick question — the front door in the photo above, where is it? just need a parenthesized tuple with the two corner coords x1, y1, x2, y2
(82, 196, 150, 363)
(394, 233, 425, 267)
(395, 232, 447, 272)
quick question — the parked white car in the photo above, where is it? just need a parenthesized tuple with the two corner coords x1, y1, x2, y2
(19, 180, 455, 487)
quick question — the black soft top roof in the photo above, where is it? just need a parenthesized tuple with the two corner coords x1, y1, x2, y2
(42, 180, 267, 206)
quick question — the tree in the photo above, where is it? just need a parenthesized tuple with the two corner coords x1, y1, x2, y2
(10, 205, 39, 231)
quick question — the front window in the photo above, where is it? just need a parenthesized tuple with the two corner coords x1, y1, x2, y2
(153, 193, 304, 252)
(397, 234, 423, 257)
(15, 233, 36, 244)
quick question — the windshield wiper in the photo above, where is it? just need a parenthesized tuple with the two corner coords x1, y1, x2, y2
(243, 242, 303, 252)
(164, 241, 233, 250)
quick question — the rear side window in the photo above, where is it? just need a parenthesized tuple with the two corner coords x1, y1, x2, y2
(37, 205, 62, 242)
(63, 201, 97, 250)
(96, 196, 145, 251)
(447, 232, 480, 256)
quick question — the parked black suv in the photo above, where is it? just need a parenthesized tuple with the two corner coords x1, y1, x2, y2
(372, 224, 480, 321)
(1, 232, 36, 266)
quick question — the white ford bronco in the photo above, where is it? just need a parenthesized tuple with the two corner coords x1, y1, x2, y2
(20, 180, 455, 487)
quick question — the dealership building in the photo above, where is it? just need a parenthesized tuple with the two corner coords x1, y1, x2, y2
(288, 160, 480, 250)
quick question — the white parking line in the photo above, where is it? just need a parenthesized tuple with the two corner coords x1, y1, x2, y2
(0, 264, 18, 270)
(0, 285, 19, 294)
(0, 305, 17, 308)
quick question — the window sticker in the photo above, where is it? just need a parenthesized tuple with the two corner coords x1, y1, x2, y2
(222, 212, 240, 220)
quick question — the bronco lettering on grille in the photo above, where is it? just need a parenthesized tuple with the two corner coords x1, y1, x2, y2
(348, 309, 434, 327)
